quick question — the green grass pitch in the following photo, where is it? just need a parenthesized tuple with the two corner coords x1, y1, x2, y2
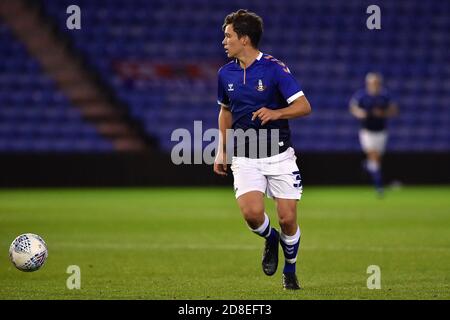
(0, 186, 449, 300)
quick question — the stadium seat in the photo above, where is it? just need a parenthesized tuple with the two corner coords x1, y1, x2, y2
(0, 0, 448, 152)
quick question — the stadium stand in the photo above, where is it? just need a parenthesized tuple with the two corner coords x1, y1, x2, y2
(1, 0, 449, 152)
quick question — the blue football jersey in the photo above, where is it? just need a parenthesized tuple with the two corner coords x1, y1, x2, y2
(351, 89, 394, 131)
(217, 52, 304, 157)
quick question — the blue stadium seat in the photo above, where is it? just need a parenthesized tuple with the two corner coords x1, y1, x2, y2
(0, 22, 113, 152)
(1, 0, 448, 152)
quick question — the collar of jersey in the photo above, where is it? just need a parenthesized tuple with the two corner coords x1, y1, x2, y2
(234, 51, 263, 70)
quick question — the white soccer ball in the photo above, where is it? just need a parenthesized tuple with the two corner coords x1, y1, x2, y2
(9, 233, 48, 272)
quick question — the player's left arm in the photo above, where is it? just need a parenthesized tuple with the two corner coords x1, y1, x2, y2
(252, 62, 311, 125)
(252, 96, 311, 125)
(373, 102, 399, 118)
(385, 102, 399, 118)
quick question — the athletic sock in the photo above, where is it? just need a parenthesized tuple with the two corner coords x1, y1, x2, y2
(280, 226, 301, 274)
(366, 160, 383, 192)
(249, 212, 277, 243)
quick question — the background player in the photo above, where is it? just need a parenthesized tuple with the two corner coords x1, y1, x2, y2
(349, 73, 398, 196)
(214, 9, 312, 290)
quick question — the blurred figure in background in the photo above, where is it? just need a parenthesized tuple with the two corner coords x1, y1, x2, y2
(349, 73, 398, 196)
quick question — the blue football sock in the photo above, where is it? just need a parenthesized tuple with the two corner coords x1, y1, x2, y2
(280, 227, 301, 274)
(283, 262, 296, 274)
(250, 213, 277, 242)
(371, 169, 383, 191)
(366, 160, 383, 192)
(266, 227, 278, 243)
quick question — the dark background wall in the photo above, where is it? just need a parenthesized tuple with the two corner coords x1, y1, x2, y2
(1, 151, 448, 187)
(0, 0, 449, 188)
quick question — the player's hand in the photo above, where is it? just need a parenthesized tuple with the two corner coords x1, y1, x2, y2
(214, 153, 228, 176)
(356, 113, 367, 120)
(354, 109, 367, 119)
(252, 107, 282, 125)
(372, 107, 386, 118)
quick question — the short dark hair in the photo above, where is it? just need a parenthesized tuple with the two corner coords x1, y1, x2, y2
(222, 9, 263, 48)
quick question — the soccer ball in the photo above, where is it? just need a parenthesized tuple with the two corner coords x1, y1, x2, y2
(9, 233, 48, 272)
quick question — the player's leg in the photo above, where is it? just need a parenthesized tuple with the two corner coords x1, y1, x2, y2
(275, 198, 301, 290)
(360, 129, 385, 195)
(263, 147, 303, 289)
(236, 191, 280, 276)
(231, 157, 280, 276)
(366, 150, 383, 194)
(236, 191, 265, 228)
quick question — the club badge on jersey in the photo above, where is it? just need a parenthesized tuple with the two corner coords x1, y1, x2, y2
(256, 79, 266, 92)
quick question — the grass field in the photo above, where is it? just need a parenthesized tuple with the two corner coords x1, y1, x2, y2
(0, 186, 449, 300)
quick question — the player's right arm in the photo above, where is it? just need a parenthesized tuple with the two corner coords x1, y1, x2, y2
(349, 98, 367, 119)
(214, 105, 232, 176)
(215, 70, 232, 176)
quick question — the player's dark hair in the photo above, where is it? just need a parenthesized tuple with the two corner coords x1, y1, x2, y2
(222, 9, 263, 48)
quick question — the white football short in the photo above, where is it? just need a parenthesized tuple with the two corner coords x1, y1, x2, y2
(359, 129, 388, 154)
(230, 147, 303, 200)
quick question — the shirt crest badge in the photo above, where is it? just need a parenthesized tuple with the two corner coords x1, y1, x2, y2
(256, 79, 266, 92)
(228, 83, 234, 91)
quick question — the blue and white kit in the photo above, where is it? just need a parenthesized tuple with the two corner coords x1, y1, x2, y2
(217, 52, 305, 199)
(350, 88, 395, 153)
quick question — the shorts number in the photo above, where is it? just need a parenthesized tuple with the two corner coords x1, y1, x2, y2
(293, 171, 302, 188)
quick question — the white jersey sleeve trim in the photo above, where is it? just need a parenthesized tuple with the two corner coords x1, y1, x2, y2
(286, 91, 304, 104)
(217, 100, 230, 108)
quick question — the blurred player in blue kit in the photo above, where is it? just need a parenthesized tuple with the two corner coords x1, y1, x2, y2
(349, 73, 398, 196)
(213, 10, 312, 290)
